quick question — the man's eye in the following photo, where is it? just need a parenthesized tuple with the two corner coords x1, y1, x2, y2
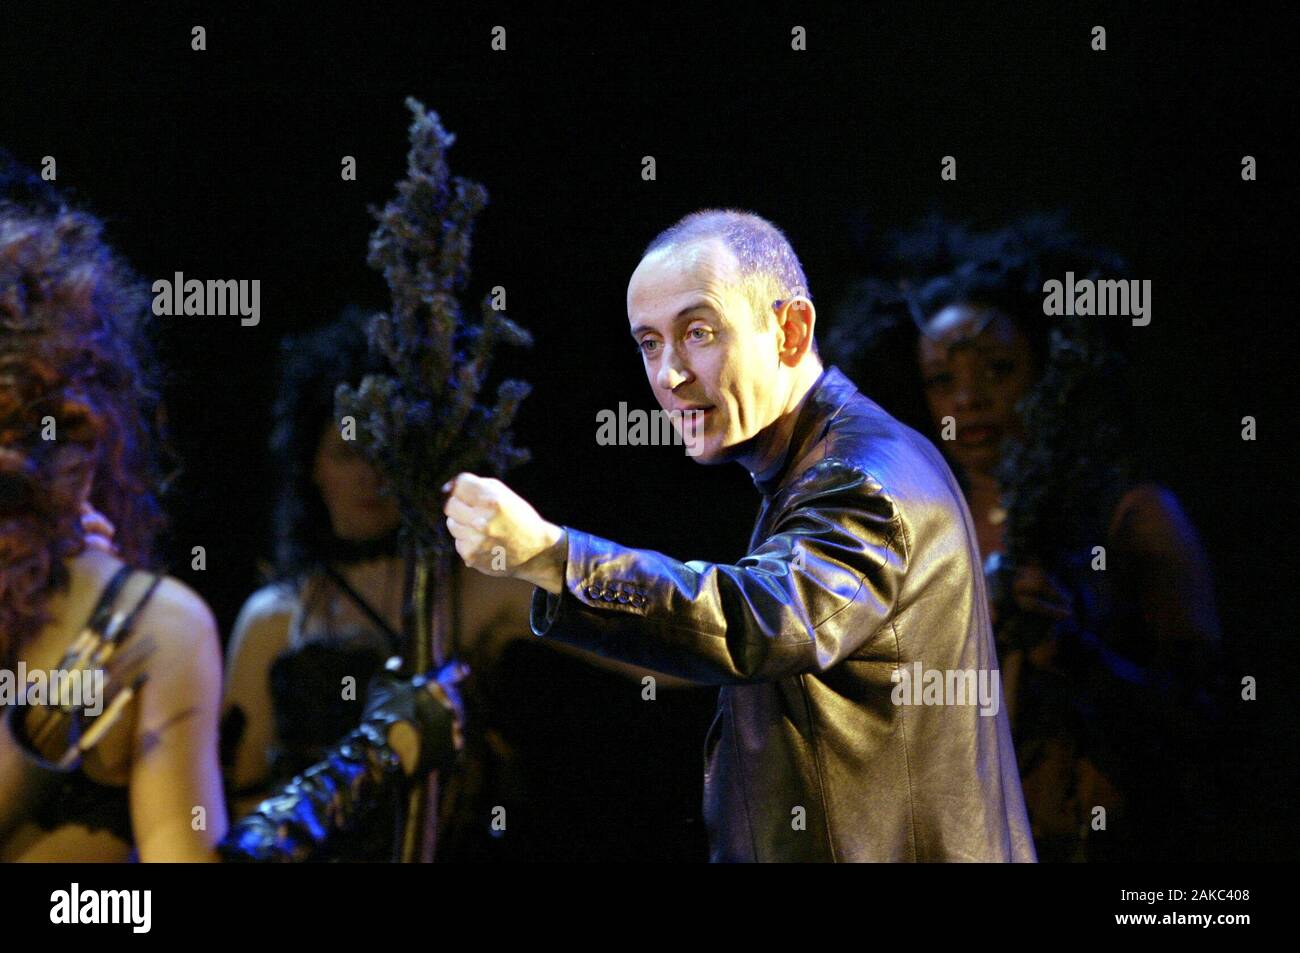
(686, 327, 713, 342)
(637, 339, 660, 355)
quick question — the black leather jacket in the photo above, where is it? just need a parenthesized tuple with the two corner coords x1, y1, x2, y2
(532, 366, 1036, 861)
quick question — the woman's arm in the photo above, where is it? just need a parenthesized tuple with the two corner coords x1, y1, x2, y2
(1109, 482, 1223, 683)
(220, 585, 296, 816)
(219, 670, 461, 862)
(128, 577, 228, 862)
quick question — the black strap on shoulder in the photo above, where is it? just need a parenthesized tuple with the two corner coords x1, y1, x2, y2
(86, 567, 163, 644)
(320, 563, 404, 656)
(85, 566, 134, 636)
(110, 573, 163, 645)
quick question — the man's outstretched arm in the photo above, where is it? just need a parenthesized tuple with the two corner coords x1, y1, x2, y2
(444, 466, 908, 685)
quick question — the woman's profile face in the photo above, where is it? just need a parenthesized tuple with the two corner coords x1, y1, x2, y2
(311, 422, 401, 541)
(916, 303, 1040, 476)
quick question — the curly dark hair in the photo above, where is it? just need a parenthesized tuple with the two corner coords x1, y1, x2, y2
(269, 307, 390, 578)
(0, 164, 165, 666)
(825, 211, 1141, 569)
(0, 149, 65, 217)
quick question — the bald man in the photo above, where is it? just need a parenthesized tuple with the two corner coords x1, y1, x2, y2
(444, 209, 1035, 862)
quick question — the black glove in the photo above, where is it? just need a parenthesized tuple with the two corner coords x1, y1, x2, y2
(218, 662, 467, 863)
(361, 665, 464, 779)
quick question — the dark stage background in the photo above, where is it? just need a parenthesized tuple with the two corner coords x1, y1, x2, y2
(2, 3, 1294, 859)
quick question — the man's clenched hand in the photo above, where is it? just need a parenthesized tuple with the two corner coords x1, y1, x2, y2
(442, 473, 567, 594)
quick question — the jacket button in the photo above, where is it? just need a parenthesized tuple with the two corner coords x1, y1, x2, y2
(585, 586, 602, 600)
(617, 591, 631, 604)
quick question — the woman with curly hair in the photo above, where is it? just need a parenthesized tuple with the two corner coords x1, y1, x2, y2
(825, 213, 1224, 862)
(0, 155, 226, 861)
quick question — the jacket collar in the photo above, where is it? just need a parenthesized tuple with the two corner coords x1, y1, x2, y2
(751, 365, 858, 497)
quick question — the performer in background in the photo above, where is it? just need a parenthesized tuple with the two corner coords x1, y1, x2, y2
(220, 311, 536, 860)
(824, 213, 1224, 861)
(222, 309, 704, 861)
(0, 153, 226, 861)
(444, 208, 1036, 862)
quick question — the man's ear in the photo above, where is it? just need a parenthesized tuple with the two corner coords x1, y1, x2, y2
(774, 295, 816, 366)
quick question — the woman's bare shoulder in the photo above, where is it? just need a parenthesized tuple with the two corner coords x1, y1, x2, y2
(138, 574, 220, 653)
(1109, 481, 1200, 551)
(60, 554, 217, 651)
(223, 580, 302, 670)
(120, 574, 224, 708)
(232, 580, 301, 631)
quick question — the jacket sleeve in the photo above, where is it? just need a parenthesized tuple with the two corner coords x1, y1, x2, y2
(530, 459, 908, 684)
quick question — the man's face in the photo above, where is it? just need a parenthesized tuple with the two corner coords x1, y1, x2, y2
(627, 238, 784, 465)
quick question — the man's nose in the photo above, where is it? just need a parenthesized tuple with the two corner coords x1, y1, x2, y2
(655, 345, 692, 391)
